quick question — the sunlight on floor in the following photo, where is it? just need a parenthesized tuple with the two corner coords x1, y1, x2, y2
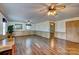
(50, 39, 55, 48)
(25, 39, 32, 55)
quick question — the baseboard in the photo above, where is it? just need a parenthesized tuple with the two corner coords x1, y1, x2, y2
(55, 37, 79, 44)
(34, 35, 49, 39)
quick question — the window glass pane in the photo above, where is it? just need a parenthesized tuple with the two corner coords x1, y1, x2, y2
(3, 22, 6, 35)
(26, 26, 31, 29)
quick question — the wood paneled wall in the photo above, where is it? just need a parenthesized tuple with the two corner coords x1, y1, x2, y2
(66, 20, 79, 43)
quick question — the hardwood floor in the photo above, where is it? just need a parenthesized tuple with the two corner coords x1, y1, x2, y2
(14, 35, 79, 55)
(15, 35, 50, 55)
(51, 38, 79, 55)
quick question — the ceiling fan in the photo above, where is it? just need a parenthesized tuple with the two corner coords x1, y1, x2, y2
(38, 3, 66, 16)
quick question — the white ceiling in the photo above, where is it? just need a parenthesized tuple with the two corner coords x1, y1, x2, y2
(0, 3, 79, 23)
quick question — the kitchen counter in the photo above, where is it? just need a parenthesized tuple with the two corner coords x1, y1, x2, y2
(0, 40, 15, 52)
(0, 36, 16, 55)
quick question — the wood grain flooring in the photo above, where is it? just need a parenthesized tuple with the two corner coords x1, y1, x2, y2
(14, 35, 79, 55)
(15, 35, 50, 55)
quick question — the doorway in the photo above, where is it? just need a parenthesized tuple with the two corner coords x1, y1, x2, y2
(50, 22, 55, 48)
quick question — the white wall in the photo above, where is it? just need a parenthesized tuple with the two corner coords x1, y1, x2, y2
(55, 17, 79, 32)
(8, 21, 35, 36)
(35, 21, 50, 38)
(55, 21, 66, 32)
(35, 21, 50, 32)
(0, 12, 7, 35)
(8, 22, 35, 31)
(55, 17, 79, 43)
(8, 21, 50, 38)
(55, 20, 66, 39)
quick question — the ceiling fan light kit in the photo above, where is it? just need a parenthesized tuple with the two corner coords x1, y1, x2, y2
(47, 3, 65, 16)
(47, 10, 57, 16)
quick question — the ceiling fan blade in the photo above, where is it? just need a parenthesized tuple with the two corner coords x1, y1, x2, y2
(42, 3, 50, 7)
(42, 3, 56, 8)
(49, 3, 58, 9)
(41, 9, 48, 13)
(39, 7, 48, 12)
(56, 4, 66, 10)
(31, 3, 48, 9)
(35, 6, 48, 13)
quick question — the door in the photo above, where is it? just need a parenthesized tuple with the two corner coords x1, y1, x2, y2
(50, 22, 55, 48)
(50, 22, 55, 39)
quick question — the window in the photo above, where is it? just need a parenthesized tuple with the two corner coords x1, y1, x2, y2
(15, 24, 22, 29)
(26, 23, 32, 29)
(3, 22, 6, 35)
(2, 18, 7, 35)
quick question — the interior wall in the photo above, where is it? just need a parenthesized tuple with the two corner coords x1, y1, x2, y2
(8, 21, 50, 38)
(55, 17, 79, 43)
(0, 13, 3, 34)
(0, 12, 7, 35)
(55, 21, 66, 40)
(66, 20, 79, 43)
(35, 21, 50, 39)
(8, 22, 35, 36)
(8, 22, 35, 31)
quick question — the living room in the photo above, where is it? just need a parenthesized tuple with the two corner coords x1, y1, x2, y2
(0, 3, 79, 55)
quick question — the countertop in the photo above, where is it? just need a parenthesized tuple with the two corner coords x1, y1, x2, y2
(0, 39, 15, 52)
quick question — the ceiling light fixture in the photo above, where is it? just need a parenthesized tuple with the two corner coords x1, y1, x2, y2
(47, 10, 57, 16)
(47, 4, 65, 16)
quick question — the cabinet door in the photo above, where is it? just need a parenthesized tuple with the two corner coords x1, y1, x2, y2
(12, 44, 16, 55)
(0, 49, 12, 55)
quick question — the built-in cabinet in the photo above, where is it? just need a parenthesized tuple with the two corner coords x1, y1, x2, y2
(0, 44, 16, 55)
